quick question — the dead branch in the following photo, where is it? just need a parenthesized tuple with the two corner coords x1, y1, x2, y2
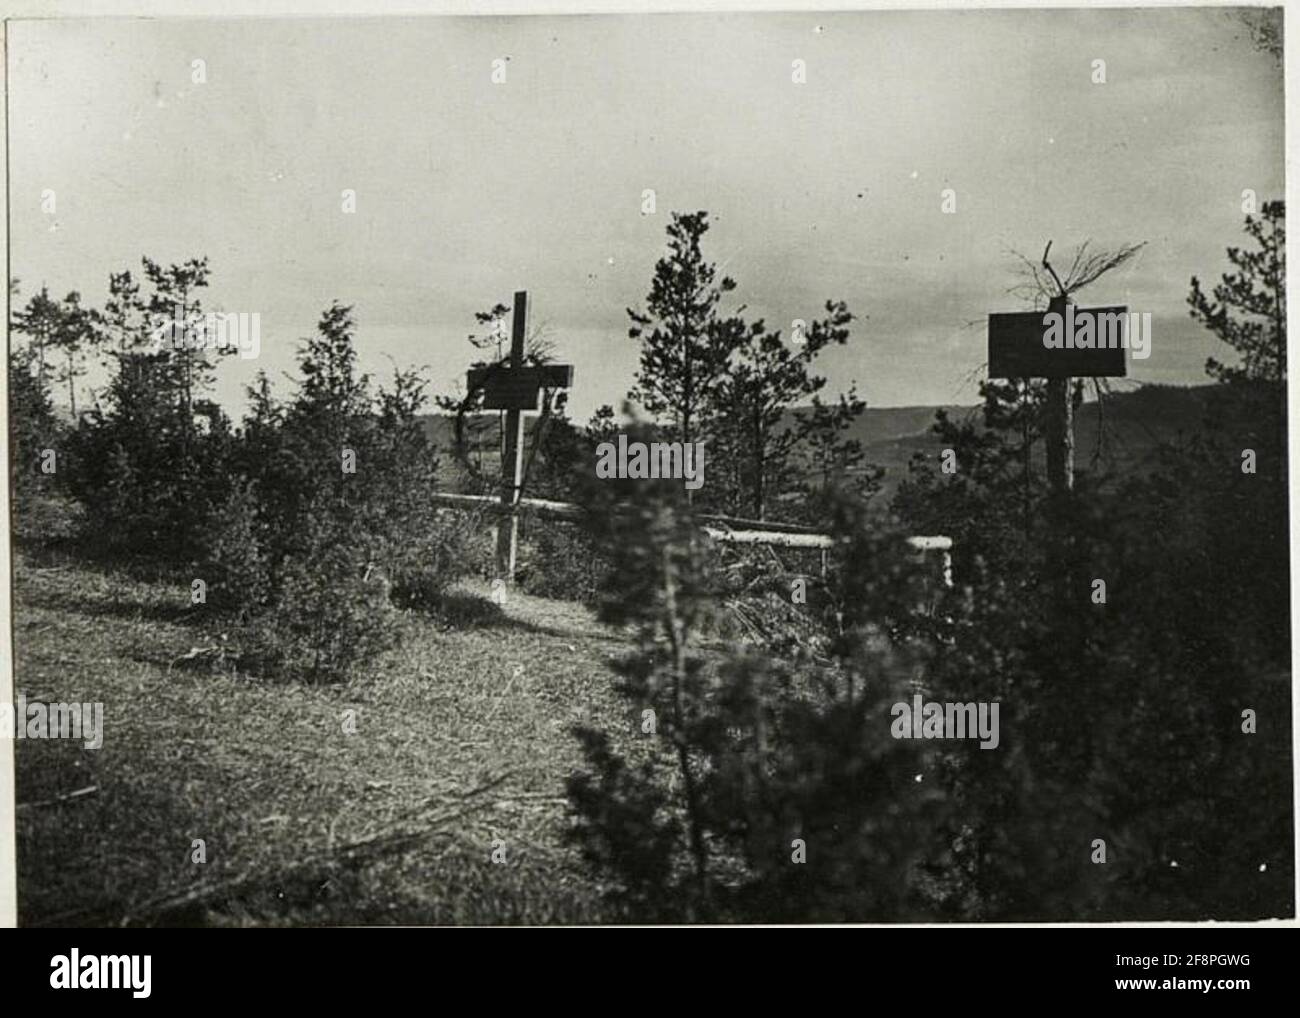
(1010, 239, 1147, 305)
(16, 785, 99, 810)
(1041, 241, 1067, 297)
(1062, 240, 1146, 294)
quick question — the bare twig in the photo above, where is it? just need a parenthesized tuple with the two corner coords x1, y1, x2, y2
(16, 785, 98, 810)
(1041, 241, 1067, 298)
(1011, 239, 1148, 305)
(1062, 240, 1146, 295)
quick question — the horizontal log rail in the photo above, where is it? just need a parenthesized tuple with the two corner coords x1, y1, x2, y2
(427, 490, 952, 556)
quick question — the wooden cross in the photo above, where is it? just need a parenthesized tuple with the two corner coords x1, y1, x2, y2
(466, 290, 574, 583)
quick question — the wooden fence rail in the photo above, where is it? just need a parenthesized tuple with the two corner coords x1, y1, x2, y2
(428, 491, 953, 581)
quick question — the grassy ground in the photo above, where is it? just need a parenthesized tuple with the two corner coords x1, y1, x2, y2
(13, 548, 642, 926)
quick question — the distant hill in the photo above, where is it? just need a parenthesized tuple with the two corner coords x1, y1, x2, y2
(779, 385, 1220, 504)
(834, 385, 1220, 502)
(418, 383, 1225, 505)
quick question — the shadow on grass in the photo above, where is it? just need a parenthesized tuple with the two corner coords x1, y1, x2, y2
(423, 590, 629, 649)
(18, 588, 203, 627)
(426, 590, 510, 629)
(13, 528, 190, 588)
(502, 618, 628, 648)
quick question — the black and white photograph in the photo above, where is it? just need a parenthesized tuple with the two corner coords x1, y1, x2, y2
(0, 0, 1294, 944)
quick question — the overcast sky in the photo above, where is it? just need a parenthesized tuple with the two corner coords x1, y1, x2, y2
(8, 8, 1284, 420)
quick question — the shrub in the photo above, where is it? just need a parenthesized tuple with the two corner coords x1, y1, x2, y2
(8, 348, 63, 532)
(566, 485, 949, 922)
(387, 508, 481, 612)
(516, 518, 606, 604)
(203, 482, 270, 621)
(212, 304, 469, 674)
(252, 516, 398, 683)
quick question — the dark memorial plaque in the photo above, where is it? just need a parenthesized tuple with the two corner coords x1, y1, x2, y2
(988, 306, 1129, 379)
(467, 365, 575, 411)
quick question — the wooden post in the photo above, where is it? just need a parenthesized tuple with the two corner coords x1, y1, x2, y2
(495, 291, 529, 582)
(1042, 296, 1075, 610)
(1044, 295, 1074, 495)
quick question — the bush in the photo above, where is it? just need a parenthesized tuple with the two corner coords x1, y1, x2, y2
(203, 483, 270, 621)
(205, 303, 470, 676)
(8, 348, 63, 532)
(516, 518, 606, 604)
(387, 508, 481, 612)
(252, 518, 398, 683)
(891, 378, 1294, 921)
(566, 485, 950, 922)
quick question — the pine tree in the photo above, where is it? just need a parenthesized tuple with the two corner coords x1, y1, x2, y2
(143, 256, 216, 455)
(715, 301, 856, 519)
(52, 290, 97, 419)
(7, 345, 61, 524)
(797, 388, 875, 506)
(1190, 199, 1286, 385)
(11, 286, 63, 394)
(627, 211, 740, 452)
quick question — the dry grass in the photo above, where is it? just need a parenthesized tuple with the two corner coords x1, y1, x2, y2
(13, 552, 642, 926)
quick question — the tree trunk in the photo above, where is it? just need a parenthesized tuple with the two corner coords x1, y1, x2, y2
(662, 542, 711, 919)
(1044, 377, 1073, 495)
